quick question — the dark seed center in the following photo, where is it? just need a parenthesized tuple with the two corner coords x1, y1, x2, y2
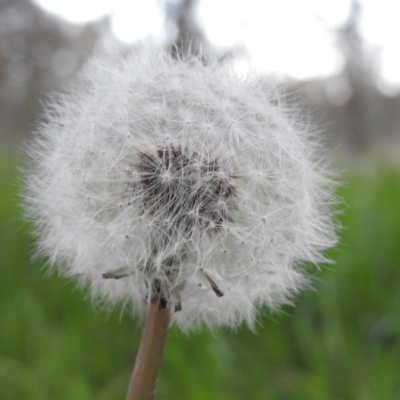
(126, 145, 237, 235)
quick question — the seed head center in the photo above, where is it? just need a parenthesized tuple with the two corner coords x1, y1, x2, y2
(126, 145, 238, 234)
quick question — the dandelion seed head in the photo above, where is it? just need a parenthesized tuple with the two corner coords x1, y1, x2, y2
(24, 43, 337, 331)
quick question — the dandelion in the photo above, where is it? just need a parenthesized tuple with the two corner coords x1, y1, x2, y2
(23, 43, 337, 399)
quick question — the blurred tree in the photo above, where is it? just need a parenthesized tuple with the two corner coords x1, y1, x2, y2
(162, 0, 239, 64)
(333, 0, 388, 152)
(337, 0, 369, 151)
(0, 0, 108, 148)
(296, 0, 400, 154)
(164, 0, 208, 60)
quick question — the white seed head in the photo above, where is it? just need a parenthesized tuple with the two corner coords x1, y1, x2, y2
(23, 43, 337, 331)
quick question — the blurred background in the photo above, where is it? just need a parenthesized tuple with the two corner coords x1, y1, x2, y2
(1, 0, 399, 399)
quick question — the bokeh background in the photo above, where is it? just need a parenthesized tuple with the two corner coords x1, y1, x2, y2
(1, 0, 399, 399)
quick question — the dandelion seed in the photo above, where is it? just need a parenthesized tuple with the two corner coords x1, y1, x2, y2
(23, 43, 337, 331)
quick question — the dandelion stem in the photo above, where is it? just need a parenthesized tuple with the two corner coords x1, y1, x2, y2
(126, 297, 171, 400)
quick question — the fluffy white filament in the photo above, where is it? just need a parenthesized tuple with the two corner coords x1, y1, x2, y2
(24, 44, 337, 330)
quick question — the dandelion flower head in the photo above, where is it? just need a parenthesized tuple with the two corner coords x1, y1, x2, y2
(25, 44, 337, 330)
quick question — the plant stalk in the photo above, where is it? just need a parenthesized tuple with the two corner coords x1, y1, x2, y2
(125, 297, 171, 400)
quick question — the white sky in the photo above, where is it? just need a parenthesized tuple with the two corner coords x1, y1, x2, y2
(32, 0, 400, 87)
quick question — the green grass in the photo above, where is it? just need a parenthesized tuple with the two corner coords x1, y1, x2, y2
(1, 156, 400, 399)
